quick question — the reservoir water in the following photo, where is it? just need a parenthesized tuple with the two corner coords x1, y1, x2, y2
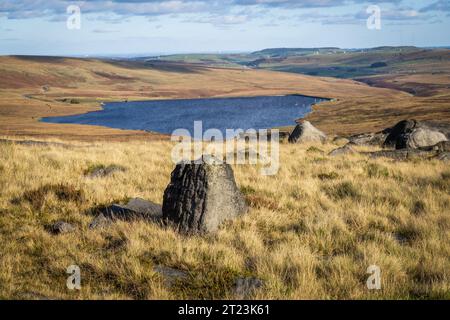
(42, 95, 327, 137)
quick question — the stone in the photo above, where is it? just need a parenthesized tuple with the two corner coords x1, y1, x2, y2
(89, 198, 162, 229)
(233, 277, 264, 299)
(348, 132, 388, 146)
(384, 119, 417, 147)
(89, 213, 112, 229)
(288, 121, 327, 144)
(383, 120, 448, 149)
(329, 144, 356, 156)
(49, 221, 76, 235)
(86, 164, 126, 178)
(399, 127, 447, 150)
(104, 198, 163, 221)
(332, 136, 350, 145)
(162, 157, 248, 234)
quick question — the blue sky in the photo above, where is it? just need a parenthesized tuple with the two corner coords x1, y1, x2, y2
(0, 0, 449, 56)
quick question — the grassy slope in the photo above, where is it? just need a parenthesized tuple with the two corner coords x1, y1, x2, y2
(0, 139, 448, 299)
(0, 54, 436, 140)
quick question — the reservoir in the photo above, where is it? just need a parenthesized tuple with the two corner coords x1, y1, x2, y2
(42, 95, 328, 137)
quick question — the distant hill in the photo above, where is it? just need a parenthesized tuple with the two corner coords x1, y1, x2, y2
(251, 47, 343, 57)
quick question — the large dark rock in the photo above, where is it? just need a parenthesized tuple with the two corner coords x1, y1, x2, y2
(288, 121, 326, 144)
(418, 140, 450, 152)
(384, 120, 447, 149)
(162, 157, 248, 234)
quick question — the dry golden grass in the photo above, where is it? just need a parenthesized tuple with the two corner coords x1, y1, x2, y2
(0, 137, 449, 299)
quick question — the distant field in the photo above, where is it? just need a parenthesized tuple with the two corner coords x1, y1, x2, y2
(0, 46, 449, 140)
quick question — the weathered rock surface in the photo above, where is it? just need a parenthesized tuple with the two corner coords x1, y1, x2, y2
(49, 221, 76, 235)
(162, 157, 248, 234)
(329, 144, 357, 157)
(400, 127, 447, 149)
(89, 198, 162, 229)
(89, 213, 111, 229)
(348, 132, 388, 146)
(85, 165, 126, 178)
(419, 140, 450, 152)
(332, 136, 350, 145)
(288, 121, 327, 144)
(384, 120, 448, 149)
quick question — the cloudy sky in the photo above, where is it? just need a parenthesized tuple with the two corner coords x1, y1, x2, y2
(0, 0, 449, 56)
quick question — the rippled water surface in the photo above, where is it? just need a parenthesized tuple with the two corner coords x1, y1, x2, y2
(43, 95, 327, 136)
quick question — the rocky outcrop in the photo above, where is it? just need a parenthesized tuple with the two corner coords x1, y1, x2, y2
(384, 120, 448, 149)
(288, 121, 327, 144)
(162, 157, 248, 234)
(418, 140, 450, 152)
(89, 198, 162, 229)
(348, 132, 388, 146)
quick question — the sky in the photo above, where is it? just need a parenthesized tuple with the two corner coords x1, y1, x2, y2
(0, 0, 449, 56)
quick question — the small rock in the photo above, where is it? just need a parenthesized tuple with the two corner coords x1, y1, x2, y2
(89, 213, 111, 229)
(162, 156, 248, 234)
(419, 140, 450, 152)
(329, 144, 356, 156)
(89, 198, 162, 229)
(288, 121, 327, 144)
(384, 120, 448, 149)
(399, 127, 447, 150)
(348, 132, 387, 146)
(233, 277, 264, 299)
(50, 221, 75, 235)
(106, 198, 163, 221)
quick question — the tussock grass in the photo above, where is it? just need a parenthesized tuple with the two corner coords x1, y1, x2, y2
(0, 139, 449, 299)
